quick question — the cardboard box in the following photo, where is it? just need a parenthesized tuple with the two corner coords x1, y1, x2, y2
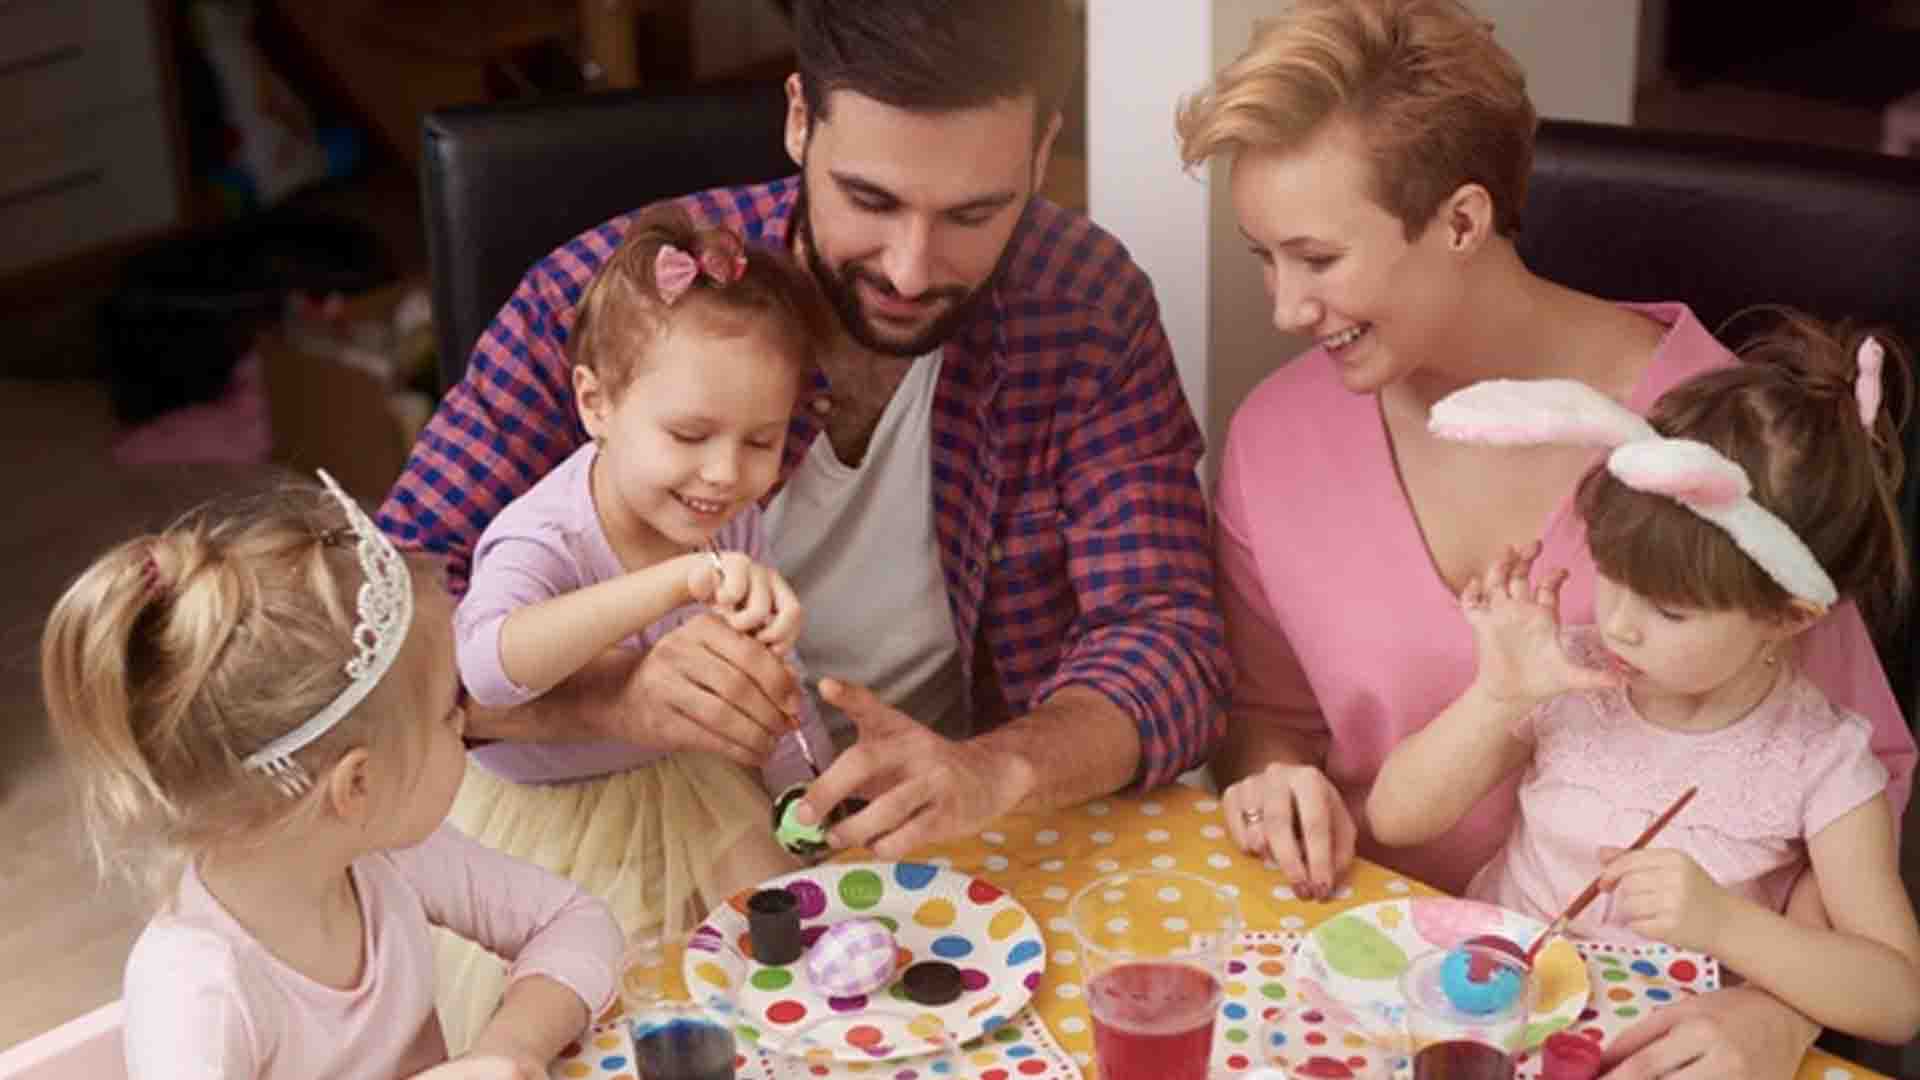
(261, 280, 431, 503)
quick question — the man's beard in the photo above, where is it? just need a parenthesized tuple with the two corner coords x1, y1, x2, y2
(797, 175, 995, 358)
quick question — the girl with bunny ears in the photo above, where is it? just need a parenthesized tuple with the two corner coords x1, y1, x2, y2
(40, 473, 622, 1079)
(1368, 311, 1920, 1044)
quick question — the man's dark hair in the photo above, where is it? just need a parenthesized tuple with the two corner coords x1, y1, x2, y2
(792, 0, 1074, 144)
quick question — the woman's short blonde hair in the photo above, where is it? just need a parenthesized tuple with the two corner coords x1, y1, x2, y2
(1176, 0, 1536, 238)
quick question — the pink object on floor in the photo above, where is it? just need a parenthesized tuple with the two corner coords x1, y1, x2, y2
(0, 1000, 126, 1079)
(112, 351, 270, 466)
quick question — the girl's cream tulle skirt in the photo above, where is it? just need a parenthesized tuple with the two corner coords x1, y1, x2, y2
(435, 752, 786, 1052)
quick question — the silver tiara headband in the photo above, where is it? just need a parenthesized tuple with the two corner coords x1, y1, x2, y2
(242, 469, 414, 795)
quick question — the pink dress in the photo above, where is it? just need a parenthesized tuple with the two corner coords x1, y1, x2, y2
(1469, 649, 1889, 943)
(1214, 301, 1914, 895)
(120, 825, 622, 1079)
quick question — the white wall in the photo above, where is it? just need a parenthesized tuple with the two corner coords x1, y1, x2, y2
(1088, 1, 1642, 462)
(1084, 2, 1215, 440)
(1476, 0, 1640, 125)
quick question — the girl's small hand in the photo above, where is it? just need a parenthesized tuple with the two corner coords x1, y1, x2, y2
(1599, 846, 1730, 954)
(691, 552, 801, 650)
(1461, 542, 1618, 705)
(406, 1053, 544, 1080)
(754, 568, 804, 654)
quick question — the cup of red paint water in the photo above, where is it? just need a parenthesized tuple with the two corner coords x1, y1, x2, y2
(1069, 870, 1241, 1080)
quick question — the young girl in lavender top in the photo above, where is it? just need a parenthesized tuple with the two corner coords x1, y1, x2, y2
(442, 205, 836, 1047)
(41, 473, 621, 1079)
(1369, 311, 1920, 1044)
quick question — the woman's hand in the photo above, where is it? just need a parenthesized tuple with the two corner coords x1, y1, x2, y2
(690, 552, 804, 654)
(1601, 984, 1818, 1080)
(1222, 761, 1355, 901)
(1460, 542, 1617, 706)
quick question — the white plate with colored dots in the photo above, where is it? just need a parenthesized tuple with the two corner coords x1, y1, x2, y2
(683, 861, 1047, 1062)
(1290, 898, 1590, 1051)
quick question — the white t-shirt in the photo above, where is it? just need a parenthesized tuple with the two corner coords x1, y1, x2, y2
(764, 352, 968, 739)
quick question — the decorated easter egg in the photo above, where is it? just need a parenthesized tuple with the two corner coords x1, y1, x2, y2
(1439, 944, 1524, 1015)
(771, 783, 869, 858)
(803, 918, 899, 998)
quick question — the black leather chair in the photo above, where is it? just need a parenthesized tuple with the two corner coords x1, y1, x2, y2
(417, 98, 1918, 719)
(419, 80, 792, 390)
(1517, 119, 1920, 725)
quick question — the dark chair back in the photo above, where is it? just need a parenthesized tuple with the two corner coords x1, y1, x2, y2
(419, 80, 793, 390)
(1520, 118, 1920, 720)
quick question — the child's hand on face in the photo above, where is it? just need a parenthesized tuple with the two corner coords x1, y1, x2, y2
(689, 551, 804, 654)
(1460, 541, 1619, 706)
(1597, 846, 1730, 955)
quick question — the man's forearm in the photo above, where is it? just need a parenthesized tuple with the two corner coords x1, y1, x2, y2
(464, 647, 638, 743)
(981, 685, 1140, 815)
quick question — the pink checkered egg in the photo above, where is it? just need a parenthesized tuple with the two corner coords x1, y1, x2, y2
(803, 918, 900, 999)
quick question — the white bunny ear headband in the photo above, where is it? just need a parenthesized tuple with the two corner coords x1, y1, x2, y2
(1426, 358, 1878, 613)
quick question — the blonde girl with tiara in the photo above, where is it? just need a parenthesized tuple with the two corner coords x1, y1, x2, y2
(1370, 311, 1920, 1046)
(40, 473, 623, 1079)
(441, 203, 836, 1048)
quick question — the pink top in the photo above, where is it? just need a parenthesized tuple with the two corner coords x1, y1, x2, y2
(454, 442, 828, 787)
(1214, 302, 1915, 895)
(1469, 644, 1888, 942)
(121, 824, 622, 1080)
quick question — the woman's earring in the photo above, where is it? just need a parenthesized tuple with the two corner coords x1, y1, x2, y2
(1763, 649, 1777, 666)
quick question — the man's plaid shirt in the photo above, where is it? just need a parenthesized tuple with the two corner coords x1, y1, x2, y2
(378, 177, 1229, 789)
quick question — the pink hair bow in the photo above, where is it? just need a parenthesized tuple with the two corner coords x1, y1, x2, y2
(1856, 336, 1884, 428)
(699, 246, 748, 286)
(655, 245, 701, 305)
(1429, 378, 1837, 609)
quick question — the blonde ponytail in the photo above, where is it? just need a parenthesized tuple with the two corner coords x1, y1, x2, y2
(40, 486, 417, 903)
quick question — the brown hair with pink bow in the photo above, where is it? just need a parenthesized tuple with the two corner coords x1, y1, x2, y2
(566, 203, 834, 396)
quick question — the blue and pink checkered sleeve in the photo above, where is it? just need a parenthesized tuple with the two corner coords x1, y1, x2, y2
(377, 227, 625, 592)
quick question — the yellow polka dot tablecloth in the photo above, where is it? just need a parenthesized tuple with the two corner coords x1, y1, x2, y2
(550, 784, 1887, 1080)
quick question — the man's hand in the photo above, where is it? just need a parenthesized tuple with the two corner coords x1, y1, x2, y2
(796, 679, 1035, 858)
(621, 612, 801, 768)
(1601, 983, 1818, 1080)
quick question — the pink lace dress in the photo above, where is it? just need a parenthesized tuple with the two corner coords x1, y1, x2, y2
(1467, 639, 1889, 944)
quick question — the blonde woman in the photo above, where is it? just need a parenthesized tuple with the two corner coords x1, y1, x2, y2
(1177, 1, 1913, 1075)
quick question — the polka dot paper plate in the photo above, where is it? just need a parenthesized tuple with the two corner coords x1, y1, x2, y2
(683, 861, 1047, 1062)
(1292, 898, 1589, 1050)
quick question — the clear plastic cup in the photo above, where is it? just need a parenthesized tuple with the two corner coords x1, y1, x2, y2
(1069, 870, 1241, 1080)
(1399, 943, 1533, 1080)
(767, 1006, 961, 1071)
(626, 1001, 741, 1080)
(1260, 1005, 1398, 1080)
(619, 929, 691, 1016)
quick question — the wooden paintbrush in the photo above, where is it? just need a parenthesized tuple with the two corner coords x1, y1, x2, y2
(1523, 785, 1699, 966)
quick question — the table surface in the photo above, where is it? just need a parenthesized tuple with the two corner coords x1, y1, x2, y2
(624, 784, 1887, 1080)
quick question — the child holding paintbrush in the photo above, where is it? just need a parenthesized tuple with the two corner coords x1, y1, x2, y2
(1369, 313, 1920, 1044)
